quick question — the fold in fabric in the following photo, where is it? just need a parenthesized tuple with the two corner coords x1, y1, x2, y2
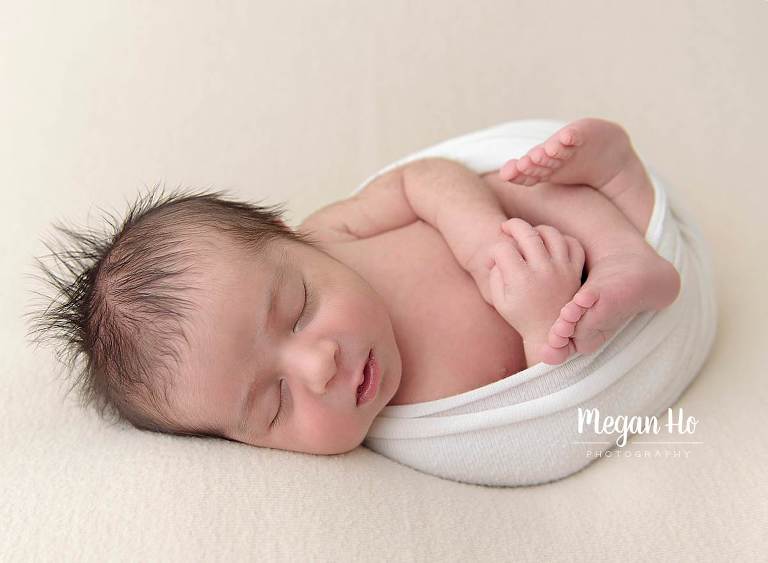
(353, 119, 717, 487)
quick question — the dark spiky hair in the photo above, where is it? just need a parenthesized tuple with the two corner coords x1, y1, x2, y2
(26, 184, 321, 438)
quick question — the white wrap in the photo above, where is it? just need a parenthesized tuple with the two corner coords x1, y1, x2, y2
(351, 119, 718, 487)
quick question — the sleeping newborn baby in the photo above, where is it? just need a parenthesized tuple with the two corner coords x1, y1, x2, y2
(31, 118, 680, 458)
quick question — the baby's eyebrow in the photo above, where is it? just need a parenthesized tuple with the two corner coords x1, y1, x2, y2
(236, 250, 292, 435)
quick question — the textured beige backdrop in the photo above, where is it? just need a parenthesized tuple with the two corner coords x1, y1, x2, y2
(2, 1, 766, 561)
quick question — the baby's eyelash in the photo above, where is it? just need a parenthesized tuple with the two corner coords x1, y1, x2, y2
(295, 279, 315, 330)
(273, 279, 315, 428)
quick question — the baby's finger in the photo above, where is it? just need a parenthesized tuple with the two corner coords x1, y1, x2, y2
(491, 238, 525, 277)
(534, 225, 568, 262)
(565, 235, 586, 269)
(502, 218, 549, 264)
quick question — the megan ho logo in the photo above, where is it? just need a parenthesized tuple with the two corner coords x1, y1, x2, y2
(576, 407, 700, 448)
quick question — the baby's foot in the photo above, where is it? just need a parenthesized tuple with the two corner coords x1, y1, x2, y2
(499, 118, 633, 193)
(547, 249, 681, 360)
(499, 118, 655, 234)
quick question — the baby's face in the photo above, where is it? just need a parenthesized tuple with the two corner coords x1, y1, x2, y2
(168, 237, 402, 454)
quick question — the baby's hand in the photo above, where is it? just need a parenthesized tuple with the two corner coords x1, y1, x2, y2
(488, 219, 586, 363)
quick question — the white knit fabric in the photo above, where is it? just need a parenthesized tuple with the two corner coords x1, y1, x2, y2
(352, 119, 718, 487)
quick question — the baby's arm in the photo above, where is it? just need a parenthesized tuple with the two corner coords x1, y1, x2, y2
(404, 157, 655, 292)
(301, 156, 513, 299)
(304, 150, 673, 366)
(401, 158, 510, 275)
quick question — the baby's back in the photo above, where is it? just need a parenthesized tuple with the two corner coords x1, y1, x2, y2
(325, 219, 525, 405)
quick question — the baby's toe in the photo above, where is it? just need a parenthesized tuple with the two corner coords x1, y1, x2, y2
(548, 330, 570, 349)
(544, 137, 577, 160)
(552, 318, 575, 338)
(499, 159, 522, 181)
(560, 301, 587, 323)
(558, 127, 583, 147)
(499, 162, 515, 178)
(517, 155, 550, 177)
(573, 288, 599, 308)
(541, 343, 572, 365)
(529, 146, 562, 169)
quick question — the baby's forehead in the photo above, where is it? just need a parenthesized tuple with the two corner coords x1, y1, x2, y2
(188, 235, 288, 289)
(165, 239, 302, 417)
(186, 230, 276, 264)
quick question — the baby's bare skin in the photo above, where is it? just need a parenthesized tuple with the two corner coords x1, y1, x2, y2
(322, 222, 525, 405)
(484, 217, 586, 365)
(489, 118, 680, 362)
(152, 120, 681, 454)
(301, 118, 680, 406)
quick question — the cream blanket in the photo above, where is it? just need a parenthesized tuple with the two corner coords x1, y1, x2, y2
(351, 119, 718, 487)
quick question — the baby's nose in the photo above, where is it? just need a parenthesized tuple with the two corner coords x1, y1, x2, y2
(293, 341, 339, 394)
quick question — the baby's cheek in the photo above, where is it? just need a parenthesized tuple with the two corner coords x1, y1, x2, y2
(301, 409, 363, 454)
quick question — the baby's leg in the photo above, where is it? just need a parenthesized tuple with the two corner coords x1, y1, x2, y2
(499, 118, 654, 237)
(480, 121, 680, 362)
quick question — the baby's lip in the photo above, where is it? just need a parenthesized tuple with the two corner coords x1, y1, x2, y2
(353, 348, 372, 403)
